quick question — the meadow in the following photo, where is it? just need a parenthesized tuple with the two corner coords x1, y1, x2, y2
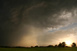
(0, 47, 77, 51)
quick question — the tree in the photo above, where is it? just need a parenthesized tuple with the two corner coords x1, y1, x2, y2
(35, 45, 38, 47)
(47, 45, 53, 47)
(61, 42, 66, 47)
(55, 45, 58, 47)
(58, 43, 62, 47)
(58, 42, 66, 47)
(71, 43, 76, 47)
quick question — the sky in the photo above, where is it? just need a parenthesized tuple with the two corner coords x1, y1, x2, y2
(0, 0, 77, 47)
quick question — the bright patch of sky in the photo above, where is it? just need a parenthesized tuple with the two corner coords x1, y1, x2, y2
(48, 22, 77, 32)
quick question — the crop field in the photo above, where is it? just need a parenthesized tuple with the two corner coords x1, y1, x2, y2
(0, 47, 77, 51)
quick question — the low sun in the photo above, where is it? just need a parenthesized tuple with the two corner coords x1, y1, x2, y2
(65, 40, 72, 46)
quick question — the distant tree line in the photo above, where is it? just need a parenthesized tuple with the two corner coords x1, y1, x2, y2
(58, 42, 76, 47)
(0, 42, 76, 48)
(34, 42, 77, 48)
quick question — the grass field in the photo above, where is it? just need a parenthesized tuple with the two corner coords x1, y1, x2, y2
(0, 47, 77, 51)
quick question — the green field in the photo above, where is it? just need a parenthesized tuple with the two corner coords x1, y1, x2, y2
(0, 47, 77, 51)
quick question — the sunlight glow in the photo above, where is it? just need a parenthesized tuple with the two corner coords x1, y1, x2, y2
(65, 40, 72, 46)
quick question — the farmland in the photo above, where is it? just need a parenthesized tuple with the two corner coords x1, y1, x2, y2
(0, 47, 77, 51)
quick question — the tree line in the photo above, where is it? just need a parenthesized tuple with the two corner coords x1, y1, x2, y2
(34, 42, 76, 48)
(0, 42, 76, 48)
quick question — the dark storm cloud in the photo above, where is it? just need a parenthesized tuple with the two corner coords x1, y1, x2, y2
(0, 0, 77, 46)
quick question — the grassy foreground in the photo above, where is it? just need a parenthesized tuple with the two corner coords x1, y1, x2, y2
(0, 47, 77, 51)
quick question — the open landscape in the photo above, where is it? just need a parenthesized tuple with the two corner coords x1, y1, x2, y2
(0, 0, 77, 51)
(0, 47, 77, 51)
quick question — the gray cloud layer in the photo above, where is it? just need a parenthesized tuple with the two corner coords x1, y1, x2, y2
(0, 0, 77, 46)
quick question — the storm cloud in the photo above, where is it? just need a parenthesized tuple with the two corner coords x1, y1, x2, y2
(0, 0, 77, 46)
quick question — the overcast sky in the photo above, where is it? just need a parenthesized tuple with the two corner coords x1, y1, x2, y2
(0, 0, 77, 47)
